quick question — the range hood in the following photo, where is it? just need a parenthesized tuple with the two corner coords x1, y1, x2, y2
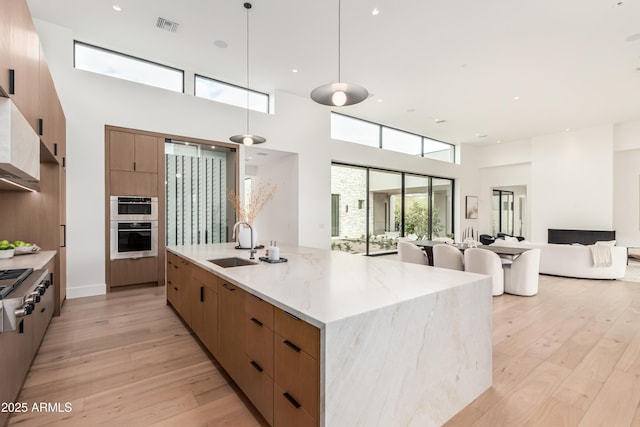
(0, 97, 40, 191)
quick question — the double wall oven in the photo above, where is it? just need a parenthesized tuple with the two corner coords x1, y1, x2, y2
(109, 196, 158, 260)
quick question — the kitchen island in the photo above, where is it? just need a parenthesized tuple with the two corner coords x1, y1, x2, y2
(167, 243, 492, 426)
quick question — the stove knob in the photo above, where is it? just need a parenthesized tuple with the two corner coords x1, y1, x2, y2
(43, 280, 51, 289)
(26, 294, 40, 305)
(14, 305, 33, 317)
(37, 285, 46, 295)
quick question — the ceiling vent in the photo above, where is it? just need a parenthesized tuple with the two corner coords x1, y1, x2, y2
(156, 17, 179, 33)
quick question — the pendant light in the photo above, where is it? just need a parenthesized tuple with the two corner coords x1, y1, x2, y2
(310, 0, 368, 107)
(230, 2, 265, 146)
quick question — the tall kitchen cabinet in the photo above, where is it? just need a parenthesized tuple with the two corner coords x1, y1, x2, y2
(0, 0, 67, 315)
(105, 127, 165, 291)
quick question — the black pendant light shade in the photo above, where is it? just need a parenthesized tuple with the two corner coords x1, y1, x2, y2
(230, 2, 265, 145)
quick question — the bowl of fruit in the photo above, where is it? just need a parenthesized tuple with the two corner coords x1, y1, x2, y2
(0, 240, 15, 259)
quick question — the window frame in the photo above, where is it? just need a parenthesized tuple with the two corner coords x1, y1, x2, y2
(73, 40, 185, 93)
(194, 73, 270, 114)
(330, 112, 456, 163)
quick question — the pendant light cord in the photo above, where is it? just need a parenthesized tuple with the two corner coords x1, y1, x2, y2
(246, 3, 250, 134)
(337, 0, 341, 82)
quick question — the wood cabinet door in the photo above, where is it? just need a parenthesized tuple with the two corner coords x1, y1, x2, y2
(38, 45, 55, 155)
(110, 257, 158, 288)
(201, 283, 219, 356)
(134, 134, 158, 173)
(109, 130, 135, 172)
(218, 281, 246, 386)
(0, 0, 10, 95)
(8, 0, 40, 132)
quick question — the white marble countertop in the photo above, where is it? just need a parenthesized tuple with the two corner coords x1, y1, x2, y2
(0, 250, 56, 271)
(167, 243, 487, 328)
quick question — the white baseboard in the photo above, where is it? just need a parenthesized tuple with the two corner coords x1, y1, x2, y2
(66, 283, 107, 299)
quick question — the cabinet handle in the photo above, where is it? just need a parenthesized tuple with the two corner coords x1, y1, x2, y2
(283, 340, 301, 353)
(283, 392, 301, 409)
(284, 310, 301, 320)
(61, 224, 66, 248)
(173, 265, 178, 269)
(200, 286, 204, 302)
(8, 69, 15, 94)
(173, 287, 178, 291)
(250, 360, 263, 372)
(133, 161, 136, 171)
(222, 283, 235, 291)
(38, 119, 44, 136)
(250, 317, 263, 327)
(167, 280, 172, 285)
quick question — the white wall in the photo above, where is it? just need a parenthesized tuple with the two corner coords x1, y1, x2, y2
(613, 119, 640, 247)
(530, 125, 613, 242)
(35, 19, 465, 297)
(247, 153, 299, 246)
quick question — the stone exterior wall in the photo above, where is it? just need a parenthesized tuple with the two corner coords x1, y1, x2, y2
(331, 166, 367, 239)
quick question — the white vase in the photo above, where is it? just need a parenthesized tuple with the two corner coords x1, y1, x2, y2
(238, 226, 258, 248)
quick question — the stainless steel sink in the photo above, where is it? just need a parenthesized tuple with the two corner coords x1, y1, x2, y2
(208, 257, 258, 268)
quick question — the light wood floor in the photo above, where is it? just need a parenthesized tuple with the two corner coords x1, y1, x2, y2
(8, 275, 640, 426)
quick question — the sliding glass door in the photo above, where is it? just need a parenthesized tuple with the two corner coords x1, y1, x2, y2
(369, 170, 402, 254)
(492, 189, 514, 236)
(331, 163, 454, 255)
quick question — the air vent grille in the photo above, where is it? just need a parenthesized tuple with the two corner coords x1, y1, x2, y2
(156, 17, 179, 32)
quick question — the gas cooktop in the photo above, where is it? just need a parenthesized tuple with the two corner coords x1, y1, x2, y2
(0, 269, 33, 300)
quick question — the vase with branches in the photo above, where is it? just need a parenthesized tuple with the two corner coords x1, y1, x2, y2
(227, 180, 277, 247)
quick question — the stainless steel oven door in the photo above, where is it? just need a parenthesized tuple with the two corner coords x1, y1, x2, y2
(110, 221, 158, 260)
(109, 196, 158, 221)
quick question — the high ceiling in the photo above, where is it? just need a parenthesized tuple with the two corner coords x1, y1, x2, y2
(27, 0, 640, 146)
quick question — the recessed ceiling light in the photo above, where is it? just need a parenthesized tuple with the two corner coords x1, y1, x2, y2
(434, 118, 446, 124)
(371, 8, 380, 15)
(513, 96, 520, 101)
(292, 69, 298, 73)
(496, 140, 501, 144)
(565, 128, 571, 132)
(214, 40, 228, 49)
(377, 99, 383, 102)
(476, 133, 488, 138)
(112, 4, 122, 11)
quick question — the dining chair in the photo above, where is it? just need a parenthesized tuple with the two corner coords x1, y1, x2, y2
(504, 249, 541, 296)
(433, 244, 464, 271)
(464, 248, 504, 296)
(397, 241, 428, 265)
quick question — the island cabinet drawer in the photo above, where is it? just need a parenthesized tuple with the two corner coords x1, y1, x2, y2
(274, 333, 319, 420)
(243, 355, 274, 425)
(245, 293, 274, 330)
(273, 383, 316, 427)
(274, 308, 320, 360)
(245, 314, 274, 377)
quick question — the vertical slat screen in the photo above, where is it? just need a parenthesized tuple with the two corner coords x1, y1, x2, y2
(165, 141, 228, 246)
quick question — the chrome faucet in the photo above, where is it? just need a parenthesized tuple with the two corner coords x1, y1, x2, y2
(232, 221, 256, 259)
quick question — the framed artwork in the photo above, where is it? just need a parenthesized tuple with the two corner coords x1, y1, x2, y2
(465, 196, 478, 219)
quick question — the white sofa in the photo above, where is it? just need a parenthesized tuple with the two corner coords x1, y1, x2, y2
(491, 241, 627, 279)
